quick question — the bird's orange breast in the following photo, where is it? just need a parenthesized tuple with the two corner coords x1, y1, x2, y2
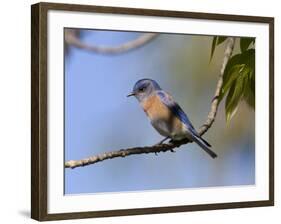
(141, 94, 170, 120)
(141, 94, 184, 135)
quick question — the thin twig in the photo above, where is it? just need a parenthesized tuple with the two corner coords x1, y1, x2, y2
(65, 29, 158, 54)
(65, 37, 235, 169)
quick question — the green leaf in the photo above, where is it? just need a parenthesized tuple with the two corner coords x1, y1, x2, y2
(243, 64, 255, 108)
(210, 36, 218, 62)
(225, 82, 238, 123)
(243, 75, 255, 108)
(219, 54, 245, 101)
(240, 37, 255, 52)
(220, 48, 255, 99)
(224, 49, 254, 79)
(241, 48, 255, 108)
(210, 36, 228, 62)
(220, 64, 244, 101)
(225, 75, 244, 123)
(222, 49, 255, 122)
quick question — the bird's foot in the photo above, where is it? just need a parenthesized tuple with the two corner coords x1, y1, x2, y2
(169, 139, 177, 144)
(154, 137, 170, 146)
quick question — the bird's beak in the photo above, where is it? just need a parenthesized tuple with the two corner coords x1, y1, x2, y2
(127, 92, 135, 97)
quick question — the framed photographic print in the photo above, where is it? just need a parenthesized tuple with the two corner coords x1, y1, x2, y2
(31, 2, 274, 221)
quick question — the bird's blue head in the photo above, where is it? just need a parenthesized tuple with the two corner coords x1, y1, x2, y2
(127, 79, 161, 102)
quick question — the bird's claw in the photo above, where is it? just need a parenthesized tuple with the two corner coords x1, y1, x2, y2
(169, 139, 176, 144)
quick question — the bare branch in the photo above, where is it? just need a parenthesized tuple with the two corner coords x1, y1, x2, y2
(65, 29, 158, 54)
(65, 37, 235, 169)
(199, 37, 235, 135)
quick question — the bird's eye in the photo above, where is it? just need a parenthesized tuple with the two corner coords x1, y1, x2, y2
(139, 87, 146, 92)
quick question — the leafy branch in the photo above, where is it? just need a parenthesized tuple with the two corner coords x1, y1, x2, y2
(210, 36, 255, 122)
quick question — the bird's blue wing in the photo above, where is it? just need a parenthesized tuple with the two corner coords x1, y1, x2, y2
(157, 91, 199, 136)
(157, 90, 212, 149)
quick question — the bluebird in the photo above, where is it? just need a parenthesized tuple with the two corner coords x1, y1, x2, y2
(127, 79, 217, 158)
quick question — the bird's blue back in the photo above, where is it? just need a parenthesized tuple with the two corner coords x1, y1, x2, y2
(157, 91, 199, 137)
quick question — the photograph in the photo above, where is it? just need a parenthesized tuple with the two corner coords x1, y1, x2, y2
(64, 29, 256, 195)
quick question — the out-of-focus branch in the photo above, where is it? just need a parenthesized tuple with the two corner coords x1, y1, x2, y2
(65, 37, 235, 169)
(65, 29, 158, 54)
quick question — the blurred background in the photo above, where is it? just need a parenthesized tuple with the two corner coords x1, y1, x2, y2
(64, 29, 255, 195)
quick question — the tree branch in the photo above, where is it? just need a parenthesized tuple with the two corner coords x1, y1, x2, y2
(65, 37, 235, 169)
(65, 29, 158, 54)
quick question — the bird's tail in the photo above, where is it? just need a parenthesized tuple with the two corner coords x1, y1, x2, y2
(192, 135, 217, 159)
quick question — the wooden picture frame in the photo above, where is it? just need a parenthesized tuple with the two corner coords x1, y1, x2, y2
(31, 2, 274, 221)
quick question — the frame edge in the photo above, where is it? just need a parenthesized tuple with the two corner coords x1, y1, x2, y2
(268, 17, 274, 205)
(31, 3, 40, 221)
(37, 1, 274, 23)
(31, 2, 48, 221)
